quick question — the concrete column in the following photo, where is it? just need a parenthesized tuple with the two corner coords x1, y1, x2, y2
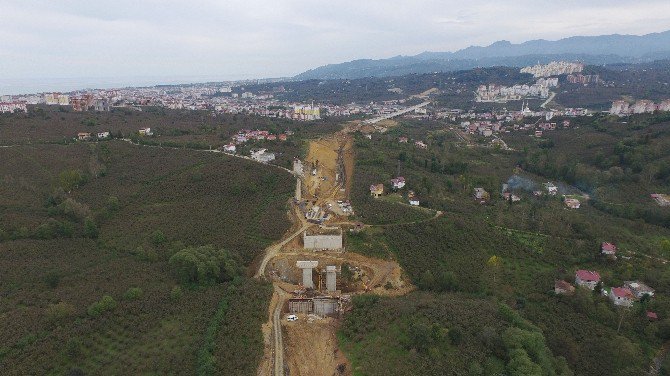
(296, 261, 318, 289)
(302, 268, 313, 288)
(326, 265, 337, 292)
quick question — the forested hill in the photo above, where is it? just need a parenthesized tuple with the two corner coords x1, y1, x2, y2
(295, 30, 670, 79)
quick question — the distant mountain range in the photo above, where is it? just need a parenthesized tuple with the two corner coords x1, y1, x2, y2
(295, 30, 670, 80)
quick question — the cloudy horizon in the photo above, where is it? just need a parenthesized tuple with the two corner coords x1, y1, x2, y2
(2, 0, 670, 92)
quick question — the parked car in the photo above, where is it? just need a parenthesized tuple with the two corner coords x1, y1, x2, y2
(287, 314, 298, 322)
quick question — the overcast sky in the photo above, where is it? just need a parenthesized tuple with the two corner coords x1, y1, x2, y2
(1, 0, 670, 81)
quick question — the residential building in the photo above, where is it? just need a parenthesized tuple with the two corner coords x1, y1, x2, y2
(93, 99, 111, 112)
(544, 182, 558, 195)
(651, 194, 670, 206)
(250, 149, 275, 163)
(391, 177, 406, 190)
(610, 287, 635, 307)
(555, 280, 575, 295)
(139, 128, 153, 136)
(473, 187, 490, 202)
(502, 192, 521, 202)
(77, 132, 92, 141)
(624, 281, 654, 299)
(293, 104, 320, 121)
(575, 270, 600, 290)
(601, 242, 617, 256)
(632, 100, 656, 114)
(0, 102, 27, 113)
(370, 184, 384, 198)
(564, 198, 580, 209)
(610, 100, 629, 115)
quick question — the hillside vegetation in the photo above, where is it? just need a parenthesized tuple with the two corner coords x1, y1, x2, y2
(342, 117, 670, 376)
(0, 136, 294, 374)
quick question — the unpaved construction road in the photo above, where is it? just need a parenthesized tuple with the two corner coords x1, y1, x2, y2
(272, 285, 288, 376)
(254, 205, 310, 279)
(255, 124, 417, 375)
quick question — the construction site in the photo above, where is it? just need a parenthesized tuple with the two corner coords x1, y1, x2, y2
(256, 124, 417, 376)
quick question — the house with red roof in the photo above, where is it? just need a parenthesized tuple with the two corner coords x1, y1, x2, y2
(391, 177, 406, 190)
(575, 270, 600, 290)
(647, 311, 658, 321)
(554, 280, 575, 295)
(601, 242, 617, 256)
(610, 287, 635, 307)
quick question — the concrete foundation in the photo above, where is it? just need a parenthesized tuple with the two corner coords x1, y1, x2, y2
(303, 227, 343, 250)
(313, 297, 338, 316)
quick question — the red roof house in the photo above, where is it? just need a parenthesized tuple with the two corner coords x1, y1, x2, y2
(610, 287, 635, 307)
(575, 270, 600, 290)
(601, 242, 617, 255)
(554, 280, 575, 295)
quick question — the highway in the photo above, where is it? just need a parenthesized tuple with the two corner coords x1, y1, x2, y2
(362, 101, 430, 124)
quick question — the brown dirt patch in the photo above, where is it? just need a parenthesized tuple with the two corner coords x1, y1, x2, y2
(284, 316, 351, 376)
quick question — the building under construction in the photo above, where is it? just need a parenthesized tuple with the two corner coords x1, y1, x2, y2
(288, 297, 340, 317)
(288, 261, 343, 317)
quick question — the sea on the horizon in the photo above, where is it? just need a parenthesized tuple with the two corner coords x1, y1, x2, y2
(0, 75, 249, 96)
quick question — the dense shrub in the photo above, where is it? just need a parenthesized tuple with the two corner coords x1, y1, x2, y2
(45, 302, 75, 321)
(123, 287, 143, 301)
(87, 295, 118, 317)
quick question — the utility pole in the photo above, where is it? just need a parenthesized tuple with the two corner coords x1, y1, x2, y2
(617, 307, 628, 333)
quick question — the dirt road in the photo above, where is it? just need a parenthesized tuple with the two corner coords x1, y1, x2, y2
(272, 285, 289, 376)
(303, 133, 354, 206)
(254, 207, 310, 278)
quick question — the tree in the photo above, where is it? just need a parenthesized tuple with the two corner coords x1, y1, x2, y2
(418, 269, 436, 291)
(106, 195, 120, 212)
(150, 230, 167, 246)
(84, 218, 99, 238)
(507, 348, 543, 376)
(123, 287, 143, 301)
(170, 286, 183, 300)
(45, 302, 75, 321)
(436, 270, 458, 292)
(58, 169, 85, 192)
(87, 295, 117, 317)
(169, 245, 242, 285)
(661, 238, 670, 256)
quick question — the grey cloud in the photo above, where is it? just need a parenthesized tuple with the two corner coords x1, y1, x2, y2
(0, 0, 669, 81)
